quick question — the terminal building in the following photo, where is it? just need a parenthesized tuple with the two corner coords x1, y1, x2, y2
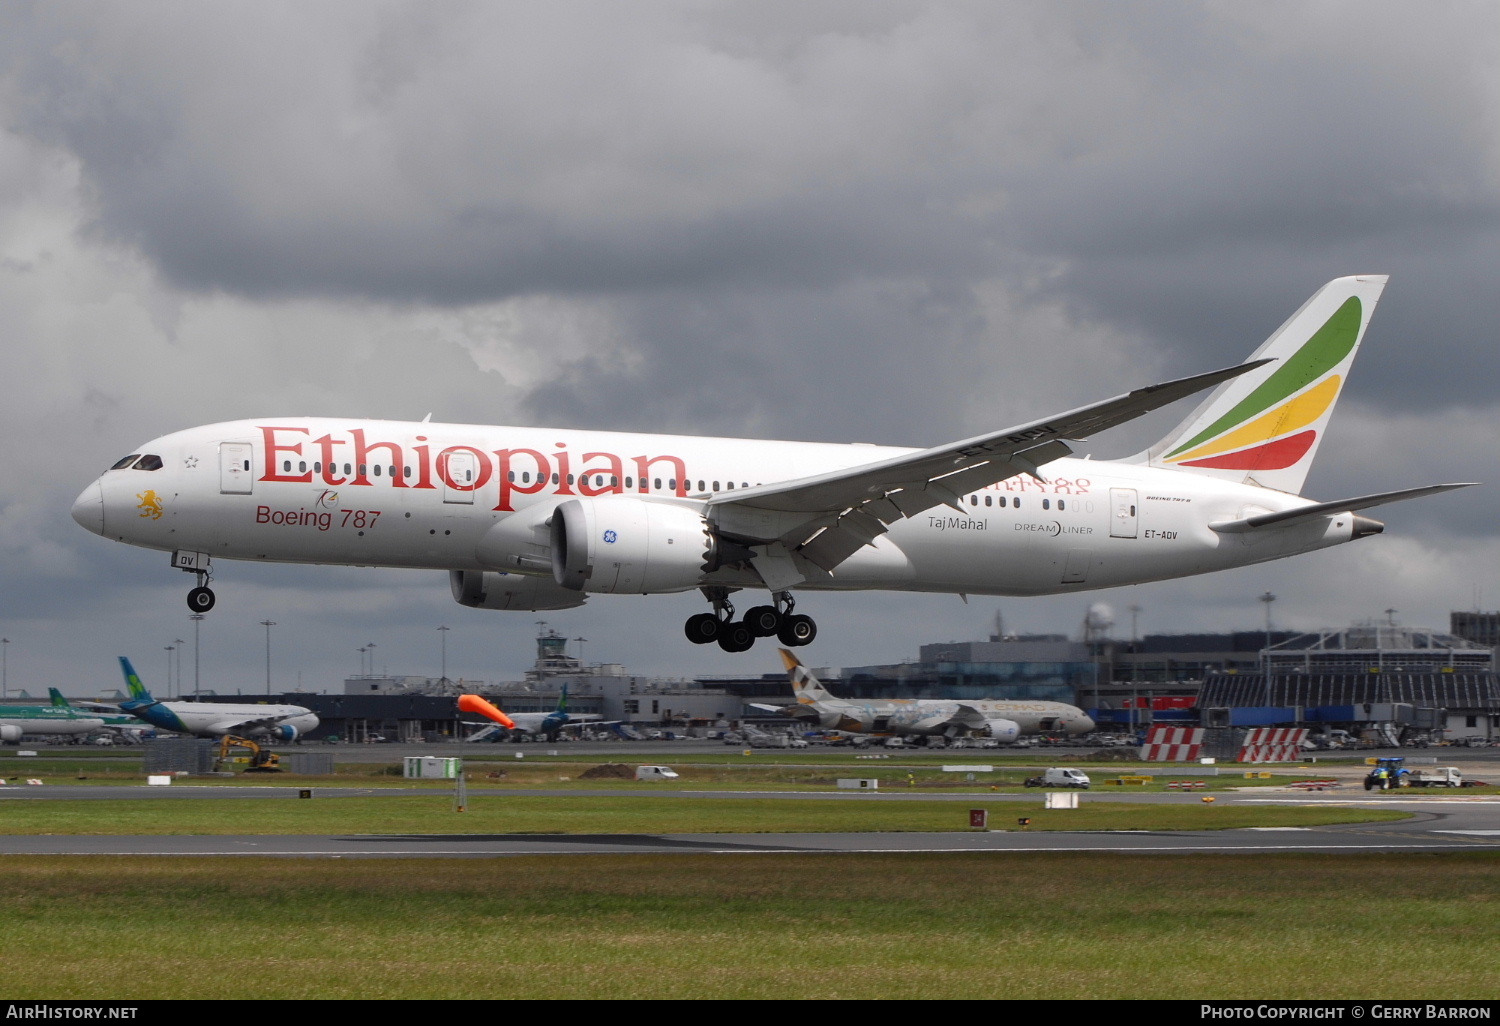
(166, 612, 1500, 745)
(1196, 623, 1499, 743)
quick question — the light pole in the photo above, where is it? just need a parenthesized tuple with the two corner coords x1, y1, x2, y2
(190, 614, 205, 695)
(574, 636, 587, 669)
(1, 638, 9, 699)
(165, 645, 175, 697)
(1259, 591, 1276, 705)
(366, 642, 377, 677)
(173, 640, 186, 699)
(260, 620, 277, 695)
(358, 646, 367, 676)
(437, 626, 450, 687)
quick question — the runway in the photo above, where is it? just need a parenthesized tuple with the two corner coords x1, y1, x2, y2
(5, 781, 1500, 857)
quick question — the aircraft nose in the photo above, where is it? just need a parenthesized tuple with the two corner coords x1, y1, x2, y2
(71, 480, 105, 536)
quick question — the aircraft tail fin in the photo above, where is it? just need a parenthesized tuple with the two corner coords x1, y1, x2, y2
(556, 684, 569, 715)
(49, 688, 70, 709)
(117, 657, 156, 707)
(779, 649, 834, 703)
(1140, 275, 1388, 495)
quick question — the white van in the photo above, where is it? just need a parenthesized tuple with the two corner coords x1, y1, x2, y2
(634, 765, 680, 781)
(1024, 767, 1091, 789)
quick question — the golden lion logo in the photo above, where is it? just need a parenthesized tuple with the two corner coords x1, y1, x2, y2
(136, 490, 164, 520)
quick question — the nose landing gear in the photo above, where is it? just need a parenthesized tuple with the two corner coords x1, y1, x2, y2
(172, 550, 216, 613)
(683, 589, 816, 653)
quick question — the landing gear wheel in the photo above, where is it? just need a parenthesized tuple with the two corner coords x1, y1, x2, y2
(717, 622, 755, 653)
(684, 612, 721, 645)
(777, 614, 816, 647)
(187, 586, 216, 613)
(744, 605, 781, 637)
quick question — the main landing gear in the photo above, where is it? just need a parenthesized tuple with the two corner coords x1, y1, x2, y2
(684, 588, 817, 654)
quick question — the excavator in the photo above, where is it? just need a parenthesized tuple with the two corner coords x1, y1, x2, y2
(214, 734, 283, 773)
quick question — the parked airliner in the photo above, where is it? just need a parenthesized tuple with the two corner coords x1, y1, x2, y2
(753, 649, 1094, 742)
(116, 658, 318, 740)
(72, 277, 1473, 653)
(458, 686, 605, 741)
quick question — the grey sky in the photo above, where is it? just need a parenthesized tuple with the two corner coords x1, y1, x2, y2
(0, 1, 1493, 696)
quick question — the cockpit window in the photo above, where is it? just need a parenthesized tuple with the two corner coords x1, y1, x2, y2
(134, 454, 164, 471)
(110, 454, 141, 470)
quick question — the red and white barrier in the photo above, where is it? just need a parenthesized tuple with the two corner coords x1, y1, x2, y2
(1140, 727, 1204, 762)
(1238, 727, 1307, 764)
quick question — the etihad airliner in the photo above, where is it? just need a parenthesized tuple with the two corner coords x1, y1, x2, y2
(71, 276, 1473, 653)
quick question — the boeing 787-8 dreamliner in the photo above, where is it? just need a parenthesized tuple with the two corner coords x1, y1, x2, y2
(71, 276, 1473, 653)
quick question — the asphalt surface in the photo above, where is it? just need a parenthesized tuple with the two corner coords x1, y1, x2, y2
(4, 773, 1500, 857)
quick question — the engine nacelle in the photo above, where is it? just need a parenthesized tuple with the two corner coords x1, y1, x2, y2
(983, 718, 1021, 743)
(450, 570, 588, 611)
(551, 496, 715, 594)
(0, 724, 21, 743)
(266, 724, 300, 743)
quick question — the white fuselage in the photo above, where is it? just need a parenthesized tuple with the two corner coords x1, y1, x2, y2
(807, 697, 1093, 737)
(72, 418, 1362, 599)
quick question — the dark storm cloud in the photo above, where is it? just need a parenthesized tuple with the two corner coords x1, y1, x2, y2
(1, 1, 1494, 694)
(2, 2, 1012, 305)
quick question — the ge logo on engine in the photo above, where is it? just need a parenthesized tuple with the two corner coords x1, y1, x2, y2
(602, 530, 618, 543)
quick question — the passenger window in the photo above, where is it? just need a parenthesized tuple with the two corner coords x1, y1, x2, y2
(507, 471, 516, 483)
(1012, 497, 1020, 508)
(110, 455, 141, 470)
(713, 481, 720, 491)
(669, 479, 677, 490)
(985, 496, 992, 507)
(374, 465, 382, 477)
(1058, 500, 1065, 511)
(1042, 499, 1050, 510)
(654, 478, 662, 490)
(970, 495, 978, 506)
(359, 464, 367, 477)
(283, 461, 291, 472)
(134, 454, 163, 471)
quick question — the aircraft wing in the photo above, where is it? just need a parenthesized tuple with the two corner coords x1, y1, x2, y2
(205, 714, 301, 735)
(1209, 483, 1478, 534)
(708, 361, 1268, 579)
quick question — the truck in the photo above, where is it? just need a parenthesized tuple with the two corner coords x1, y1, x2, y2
(1406, 766, 1463, 788)
(1024, 767, 1091, 789)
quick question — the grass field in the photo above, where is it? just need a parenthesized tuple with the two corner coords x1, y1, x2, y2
(0, 792, 1411, 835)
(2, 852, 1496, 999)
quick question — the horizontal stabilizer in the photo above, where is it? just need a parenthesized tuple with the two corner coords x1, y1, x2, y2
(1210, 483, 1478, 534)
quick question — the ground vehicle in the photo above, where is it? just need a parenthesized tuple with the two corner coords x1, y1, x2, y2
(634, 765, 680, 781)
(1406, 767, 1463, 788)
(1364, 757, 1410, 790)
(215, 735, 282, 773)
(1024, 767, 1090, 789)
